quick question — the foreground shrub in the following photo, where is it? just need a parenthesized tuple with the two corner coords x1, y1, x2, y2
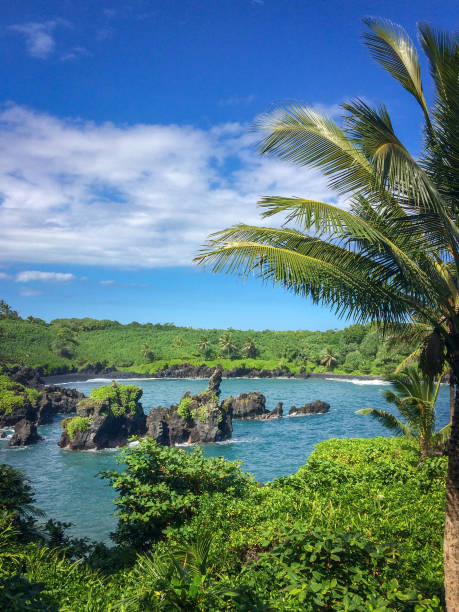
(101, 438, 252, 549)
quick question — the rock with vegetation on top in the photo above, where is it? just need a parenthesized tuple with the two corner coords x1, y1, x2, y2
(289, 400, 330, 416)
(146, 369, 232, 445)
(58, 381, 146, 450)
(0, 374, 40, 428)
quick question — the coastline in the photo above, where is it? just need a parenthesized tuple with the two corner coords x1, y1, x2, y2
(43, 369, 381, 385)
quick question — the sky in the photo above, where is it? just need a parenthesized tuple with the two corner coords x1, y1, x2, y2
(0, 0, 457, 330)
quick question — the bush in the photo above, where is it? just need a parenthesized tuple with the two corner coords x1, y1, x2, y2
(101, 438, 252, 549)
(64, 416, 92, 440)
(89, 383, 142, 416)
(0, 375, 38, 416)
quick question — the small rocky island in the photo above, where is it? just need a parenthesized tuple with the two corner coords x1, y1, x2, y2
(0, 364, 84, 446)
(59, 381, 146, 450)
(223, 392, 283, 420)
(289, 400, 330, 416)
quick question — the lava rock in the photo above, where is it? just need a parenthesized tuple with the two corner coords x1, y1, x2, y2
(9, 419, 42, 447)
(58, 382, 146, 450)
(223, 392, 268, 420)
(145, 369, 232, 445)
(289, 400, 330, 416)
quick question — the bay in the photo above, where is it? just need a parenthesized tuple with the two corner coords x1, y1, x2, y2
(0, 377, 450, 542)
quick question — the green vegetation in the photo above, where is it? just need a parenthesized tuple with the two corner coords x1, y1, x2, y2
(0, 374, 38, 416)
(89, 383, 143, 416)
(101, 441, 251, 550)
(0, 314, 413, 376)
(177, 395, 193, 420)
(195, 17, 459, 604)
(64, 416, 92, 440)
(0, 436, 445, 609)
(357, 367, 451, 456)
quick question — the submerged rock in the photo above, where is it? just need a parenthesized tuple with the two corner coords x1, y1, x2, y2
(9, 419, 43, 447)
(58, 382, 146, 450)
(289, 400, 330, 416)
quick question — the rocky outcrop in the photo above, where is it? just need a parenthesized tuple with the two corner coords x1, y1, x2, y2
(146, 369, 232, 446)
(223, 393, 283, 420)
(58, 382, 146, 450)
(36, 386, 84, 424)
(0, 365, 84, 436)
(9, 419, 43, 447)
(289, 400, 330, 416)
(223, 392, 268, 420)
(271, 402, 284, 418)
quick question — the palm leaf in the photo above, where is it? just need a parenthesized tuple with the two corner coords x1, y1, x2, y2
(363, 17, 430, 123)
(356, 408, 414, 437)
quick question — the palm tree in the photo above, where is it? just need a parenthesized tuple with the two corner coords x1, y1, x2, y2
(320, 346, 338, 370)
(218, 332, 237, 359)
(140, 343, 154, 362)
(51, 326, 78, 358)
(357, 367, 450, 457)
(196, 20, 459, 607)
(242, 337, 257, 358)
(197, 336, 212, 358)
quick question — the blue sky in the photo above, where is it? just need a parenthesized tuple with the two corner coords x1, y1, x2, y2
(0, 0, 457, 329)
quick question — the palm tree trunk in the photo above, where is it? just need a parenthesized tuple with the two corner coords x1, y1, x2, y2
(444, 358, 459, 611)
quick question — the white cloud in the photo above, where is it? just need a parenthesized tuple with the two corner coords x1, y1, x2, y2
(8, 20, 67, 59)
(99, 280, 115, 285)
(0, 272, 12, 280)
(0, 105, 341, 269)
(16, 271, 75, 283)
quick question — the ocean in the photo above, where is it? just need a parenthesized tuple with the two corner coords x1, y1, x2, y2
(0, 377, 450, 542)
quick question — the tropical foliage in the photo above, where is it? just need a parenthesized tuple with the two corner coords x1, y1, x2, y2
(0, 315, 412, 376)
(357, 367, 450, 456)
(195, 18, 459, 606)
(0, 437, 446, 609)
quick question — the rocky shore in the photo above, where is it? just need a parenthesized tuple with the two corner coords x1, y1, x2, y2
(0, 364, 85, 446)
(43, 362, 382, 385)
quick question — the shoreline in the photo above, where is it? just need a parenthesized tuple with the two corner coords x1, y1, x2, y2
(43, 370, 382, 385)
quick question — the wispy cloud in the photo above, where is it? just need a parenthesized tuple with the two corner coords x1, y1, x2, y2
(99, 280, 115, 286)
(60, 46, 91, 61)
(0, 272, 12, 281)
(16, 271, 75, 283)
(8, 20, 68, 59)
(0, 105, 342, 269)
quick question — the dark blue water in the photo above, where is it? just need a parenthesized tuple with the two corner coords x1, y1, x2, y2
(0, 377, 450, 542)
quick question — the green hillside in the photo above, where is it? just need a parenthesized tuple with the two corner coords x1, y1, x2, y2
(0, 308, 411, 375)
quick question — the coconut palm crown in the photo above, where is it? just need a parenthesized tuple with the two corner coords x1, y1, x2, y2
(195, 19, 459, 609)
(357, 367, 450, 456)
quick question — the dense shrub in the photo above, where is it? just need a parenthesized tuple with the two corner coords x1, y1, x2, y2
(89, 383, 143, 416)
(101, 438, 252, 549)
(0, 375, 38, 416)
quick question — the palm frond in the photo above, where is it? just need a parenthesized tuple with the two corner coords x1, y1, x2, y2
(363, 17, 430, 123)
(255, 106, 380, 197)
(356, 408, 414, 437)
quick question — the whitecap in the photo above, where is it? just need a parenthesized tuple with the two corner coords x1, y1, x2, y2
(325, 377, 389, 386)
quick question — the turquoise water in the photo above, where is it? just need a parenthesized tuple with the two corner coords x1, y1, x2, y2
(0, 377, 450, 542)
